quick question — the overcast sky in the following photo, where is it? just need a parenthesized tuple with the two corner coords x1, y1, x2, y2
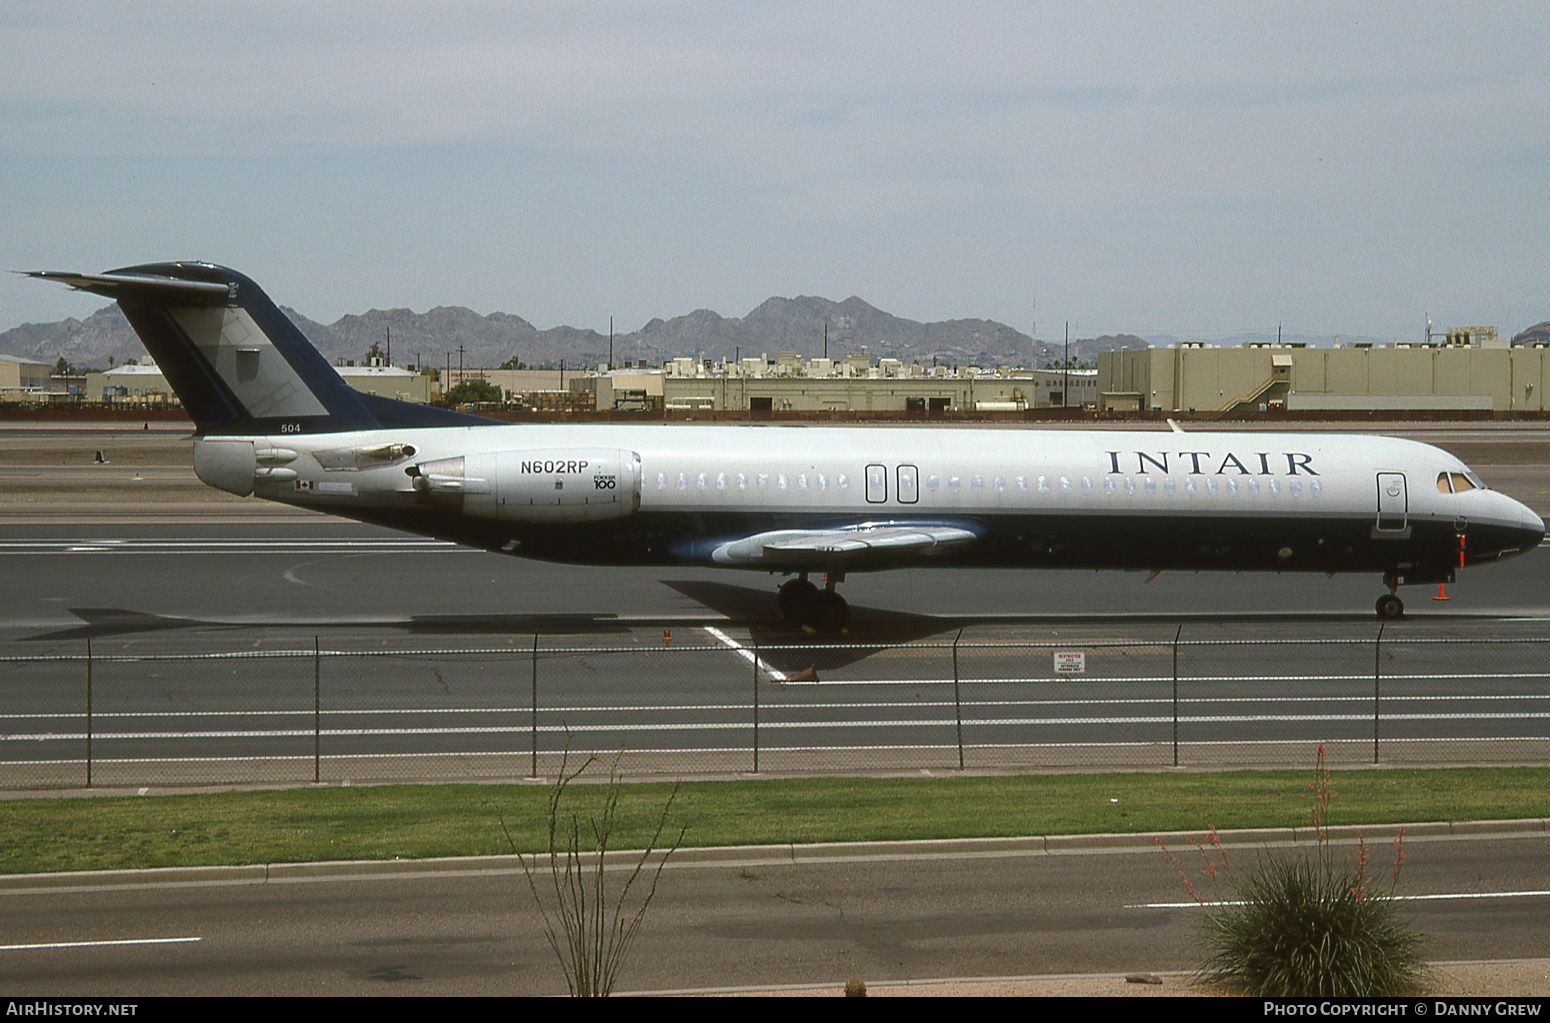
(3, 2, 1546, 341)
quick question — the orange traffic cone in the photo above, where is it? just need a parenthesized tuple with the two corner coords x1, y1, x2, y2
(1434, 582, 1449, 601)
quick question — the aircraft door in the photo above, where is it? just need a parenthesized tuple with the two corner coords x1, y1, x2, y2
(897, 465, 919, 504)
(1375, 472, 1408, 534)
(866, 463, 887, 503)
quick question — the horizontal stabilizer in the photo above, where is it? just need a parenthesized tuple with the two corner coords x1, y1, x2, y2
(24, 270, 231, 302)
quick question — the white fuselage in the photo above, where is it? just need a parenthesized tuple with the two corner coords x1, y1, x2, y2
(192, 423, 1543, 581)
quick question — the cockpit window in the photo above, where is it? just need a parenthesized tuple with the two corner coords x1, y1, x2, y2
(1438, 471, 1484, 494)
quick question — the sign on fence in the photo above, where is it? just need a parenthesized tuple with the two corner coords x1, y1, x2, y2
(1053, 650, 1086, 675)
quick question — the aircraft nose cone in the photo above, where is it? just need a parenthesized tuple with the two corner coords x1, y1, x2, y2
(1519, 505, 1546, 553)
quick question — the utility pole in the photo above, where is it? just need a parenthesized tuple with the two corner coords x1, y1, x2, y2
(1030, 296, 1036, 368)
(1063, 321, 1070, 409)
(608, 317, 613, 370)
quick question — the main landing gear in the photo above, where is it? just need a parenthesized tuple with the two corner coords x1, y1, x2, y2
(1375, 573, 1404, 620)
(777, 572, 850, 632)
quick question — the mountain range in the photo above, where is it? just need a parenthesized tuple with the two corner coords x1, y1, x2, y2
(1, 293, 1409, 373)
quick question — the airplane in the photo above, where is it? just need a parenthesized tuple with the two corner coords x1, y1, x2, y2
(27, 261, 1545, 628)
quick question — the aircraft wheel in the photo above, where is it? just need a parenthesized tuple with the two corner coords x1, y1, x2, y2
(777, 578, 819, 621)
(1375, 593, 1404, 620)
(812, 590, 850, 632)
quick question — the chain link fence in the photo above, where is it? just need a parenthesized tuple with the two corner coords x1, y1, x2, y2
(2, 623, 1547, 789)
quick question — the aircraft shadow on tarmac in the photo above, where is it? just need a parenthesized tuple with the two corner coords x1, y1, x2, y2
(29, 580, 1504, 674)
(33, 588, 955, 672)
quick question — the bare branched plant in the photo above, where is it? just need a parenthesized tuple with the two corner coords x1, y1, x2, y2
(500, 742, 685, 997)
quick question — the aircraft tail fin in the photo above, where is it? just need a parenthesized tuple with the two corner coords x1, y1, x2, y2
(26, 262, 490, 435)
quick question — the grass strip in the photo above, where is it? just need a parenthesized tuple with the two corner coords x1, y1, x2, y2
(0, 766, 1545, 875)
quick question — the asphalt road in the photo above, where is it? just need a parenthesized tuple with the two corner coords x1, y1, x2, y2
(0, 828, 1545, 996)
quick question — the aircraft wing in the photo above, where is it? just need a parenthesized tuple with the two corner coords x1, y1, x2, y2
(710, 522, 978, 568)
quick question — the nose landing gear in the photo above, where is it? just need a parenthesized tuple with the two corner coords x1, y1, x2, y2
(1375, 592, 1405, 619)
(1376, 573, 1404, 620)
(777, 572, 850, 632)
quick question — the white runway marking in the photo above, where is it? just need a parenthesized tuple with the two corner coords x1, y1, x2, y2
(1136, 889, 1550, 909)
(0, 539, 461, 554)
(701, 626, 789, 682)
(0, 936, 202, 952)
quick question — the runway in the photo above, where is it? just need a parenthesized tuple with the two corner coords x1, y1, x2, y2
(4, 520, 1550, 644)
(2, 522, 1548, 787)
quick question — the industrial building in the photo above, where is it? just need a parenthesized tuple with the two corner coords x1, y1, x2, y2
(72, 359, 435, 406)
(334, 364, 434, 404)
(567, 352, 1098, 412)
(0, 354, 52, 400)
(1096, 327, 1550, 413)
(83, 363, 176, 404)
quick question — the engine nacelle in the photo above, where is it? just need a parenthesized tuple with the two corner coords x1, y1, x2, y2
(411, 448, 641, 523)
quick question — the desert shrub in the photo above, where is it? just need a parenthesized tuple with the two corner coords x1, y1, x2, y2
(1158, 746, 1427, 996)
